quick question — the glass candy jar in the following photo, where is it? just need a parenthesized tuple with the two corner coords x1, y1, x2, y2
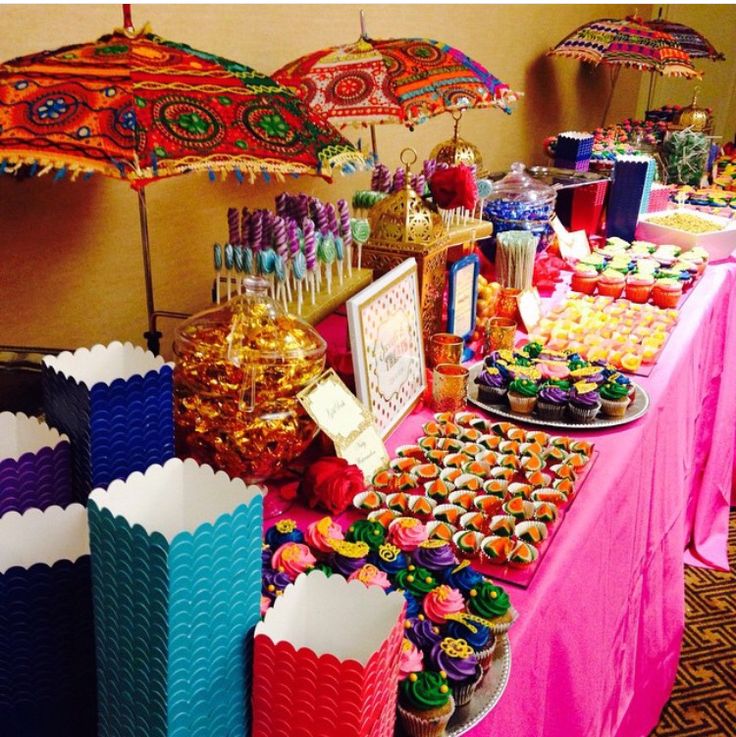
(483, 162, 557, 255)
(173, 277, 326, 483)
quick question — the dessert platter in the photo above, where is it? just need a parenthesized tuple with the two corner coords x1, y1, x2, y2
(468, 361, 650, 430)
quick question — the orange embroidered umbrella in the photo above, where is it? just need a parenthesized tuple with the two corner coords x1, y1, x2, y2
(0, 10, 365, 352)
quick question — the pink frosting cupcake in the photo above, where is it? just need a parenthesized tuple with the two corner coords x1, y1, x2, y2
(305, 516, 344, 556)
(271, 542, 316, 580)
(399, 638, 425, 680)
(537, 360, 570, 381)
(423, 585, 466, 623)
(260, 595, 271, 617)
(348, 563, 392, 590)
(389, 517, 429, 551)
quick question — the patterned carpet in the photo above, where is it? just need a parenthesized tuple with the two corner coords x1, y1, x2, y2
(650, 510, 736, 737)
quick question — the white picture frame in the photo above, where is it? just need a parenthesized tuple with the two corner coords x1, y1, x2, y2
(346, 259, 426, 439)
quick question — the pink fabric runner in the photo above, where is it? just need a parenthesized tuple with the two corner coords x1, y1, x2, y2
(281, 261, 736, 737)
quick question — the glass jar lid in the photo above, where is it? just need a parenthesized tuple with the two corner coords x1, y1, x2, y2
(488, 162, 557, 206)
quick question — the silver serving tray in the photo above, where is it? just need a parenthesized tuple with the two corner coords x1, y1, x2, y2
(396, 634, 511, 737)
(468, 362, 650, 430)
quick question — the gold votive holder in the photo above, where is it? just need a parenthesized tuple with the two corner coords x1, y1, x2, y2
(428, 333, 464, 369)
(432, 363, 469, 412)
(486, 317, 517, 353)
(497, 287, 521, 320)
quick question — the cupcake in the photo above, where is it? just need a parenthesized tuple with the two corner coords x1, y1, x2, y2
(429, 638, 482, 707)
(570, 263, 599, 294)
(264, 518, 304, 548)
(328, 539, 369, 576)
(467, 581, 516, 633)
(405, 616, 443, 654)
(474, 366, 508, 404)
(597, 269, 626, 299)
(262, 569, 291, 600)
(346, 519, 386, 550)
(422, 585, 466, 624)
(625, 274, 655, 303)
(371, 542, 407, 576)
(568, 381, 601, 423)
(395, 565, 439, 600)
(398, 638, 425, 681)
(536, 384, 570, 421)
(651, 278, 682, 308)
(506, 378, 539, 415)
(446, 618, 496, 671)
(413, 540, 457, 572)
(404, 591, 423, 619)
(442, 560, 485, 594)
(305, 516, 344, 558)
(348, 563, 392, 590)
(599, 380, 630, 418)
(397, 670, 455, 737)
(389, 517, 429, 551)
(271, 542, 316, 581)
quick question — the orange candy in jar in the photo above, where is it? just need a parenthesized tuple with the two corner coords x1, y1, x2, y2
(173, 276, 326, 482)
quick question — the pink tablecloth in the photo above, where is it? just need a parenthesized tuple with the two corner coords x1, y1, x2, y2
(292, 261, 736, 737)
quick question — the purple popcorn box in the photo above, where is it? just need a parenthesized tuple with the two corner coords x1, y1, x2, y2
(0, 412, 73, 515)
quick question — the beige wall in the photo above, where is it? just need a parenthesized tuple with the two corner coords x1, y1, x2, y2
(2, 3, 732, 355)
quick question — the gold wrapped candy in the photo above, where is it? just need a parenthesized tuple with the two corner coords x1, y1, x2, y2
(173, 277, 326, 482)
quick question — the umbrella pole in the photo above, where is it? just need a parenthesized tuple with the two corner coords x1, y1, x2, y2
(370, 124, 379, 162)
(137, 188, 161, 355)
(601, 66, 622, 128)
(645, 70, 657, 113)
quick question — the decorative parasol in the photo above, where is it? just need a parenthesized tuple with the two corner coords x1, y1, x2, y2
(273, 12, 520, 158)
(547, 15, 702, 126)
(0, 11, 365, 353)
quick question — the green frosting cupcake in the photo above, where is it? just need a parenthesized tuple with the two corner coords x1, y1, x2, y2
(395, 565, 438, 597)
(567, 358, 588, 372)
(544, 379, 571, 390)
(346, 519, 386, 550)
(508, 378, 538, 397)
(468, 581, 510, 619)
(311, 562, 334, 577)
(399, 671, 451, 712)
(522, 341, 543, 358)
(600, 382, 629, 401)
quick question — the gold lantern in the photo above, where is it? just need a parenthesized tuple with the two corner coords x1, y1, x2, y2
(364, 148, 449, 343)
(674, 87, 712, 133)
(429, 110, 483, 170)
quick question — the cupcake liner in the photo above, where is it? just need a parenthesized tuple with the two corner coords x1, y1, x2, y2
(452, 665, 483, 707)
(514, 520, 548, 545)
(567, 402, 601, 423)
(459, 512, 486, 533)
(480, 535, 514, 565)
(535, 400, 568, 421)
(507, 482, 533, 498)
(475, 449, 498, 466)
(408, 495, 437, 519)
(476, 639, 498, 672)
(452, 529, 484, 557)
(477, 385, 508, 404)
(473, 495, 504, 516)
(396, 444, 426, 459)
(426, 520, 458, 542)
(397, 695, 455, 737)
(432, 504, 466, 526)
(507, 393, 537, 415)
(625, 284, 652, 304)
(485, 604, 519, 635)
(600, 396, 629, 418)
(452, 473, 484, 492)
(448, 489, 478, 510)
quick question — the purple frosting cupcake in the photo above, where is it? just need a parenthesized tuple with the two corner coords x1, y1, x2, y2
(329, 551, 368, 576)
(405, 617, 443, 654)
(568, 381, 601, 423)
(429, 638, 482, 706)
(412, 541, 457, 572)
(536, 385, 570, 421)
(475, 366, 507, 404)
(262, 569, 291, 599)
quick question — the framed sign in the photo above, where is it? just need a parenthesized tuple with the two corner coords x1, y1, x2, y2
(517, 287, 544, 332)
(447, 254, 479, 346)
(297, 369, 389, 482)
(347, 259, 426, 439)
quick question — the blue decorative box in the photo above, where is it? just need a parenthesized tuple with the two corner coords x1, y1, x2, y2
(87, 458, 264, 737)
(42, 341, 174, 501)
(0, 504, 96, 737)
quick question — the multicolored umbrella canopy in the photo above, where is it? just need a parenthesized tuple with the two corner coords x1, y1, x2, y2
(0, 25, 365, 186)
(272, 36, 520, 130)
(644, 19, 725, 61)
(548, 15, 702, 79)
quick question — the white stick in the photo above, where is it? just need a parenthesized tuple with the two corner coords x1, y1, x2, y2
(297, 280, 303, 315)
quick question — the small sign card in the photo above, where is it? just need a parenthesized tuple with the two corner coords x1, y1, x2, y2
(517, 287, 543, 332)
(297, 369, 389, 482)
(550, 214, 591, 261)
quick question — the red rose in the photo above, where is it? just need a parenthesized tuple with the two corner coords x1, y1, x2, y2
(300, 457, 366, 516)
(429, 165, 478, 211)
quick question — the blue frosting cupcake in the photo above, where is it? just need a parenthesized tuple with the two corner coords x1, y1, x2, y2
(264, 519, 304, 548)
(371, 542, 408, 576)
(443, 560, 484, 594)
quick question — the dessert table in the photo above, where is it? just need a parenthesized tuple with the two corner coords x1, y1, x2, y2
(286, 258, 736, 737)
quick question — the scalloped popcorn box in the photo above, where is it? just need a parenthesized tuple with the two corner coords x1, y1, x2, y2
(0, 411, 72, 514)
(252, 571, 406, 737)
(42, 342, 174, 499)
(87, 458, 263, 737)
(0, 504, 96, 737)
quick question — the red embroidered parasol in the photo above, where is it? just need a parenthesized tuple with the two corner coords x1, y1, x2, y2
(0, 14, 365, 352)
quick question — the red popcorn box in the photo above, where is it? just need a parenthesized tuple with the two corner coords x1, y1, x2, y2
(252, 571, 406, 737)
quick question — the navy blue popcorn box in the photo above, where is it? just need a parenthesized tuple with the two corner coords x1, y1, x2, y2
(0, 412, 73, 515)
(42, 342, 174, 502)
(0, 504, 96, 737)
(606, 155, 654, 242)
(88, 459, 264, 737)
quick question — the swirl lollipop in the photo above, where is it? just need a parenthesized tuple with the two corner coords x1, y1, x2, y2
(350, 218, 371, 269)
(318, 231, 337, 294)
(273, 216, 292, 302)
(213, 242, 223, 303)
(476, 179, 493, 219)
(224, 243, 235, 301)
(233, 245, 244, 294)
(392, 166, 406, 192)
(302, 217, 318, 302)
(292, 249, 308, 314)
(273, 251, 288, 308)
(250, 211, 263, 251)
(240, 208, 251, 248)
(227, 207, 239, 245)
(337, 199, 353, 276)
